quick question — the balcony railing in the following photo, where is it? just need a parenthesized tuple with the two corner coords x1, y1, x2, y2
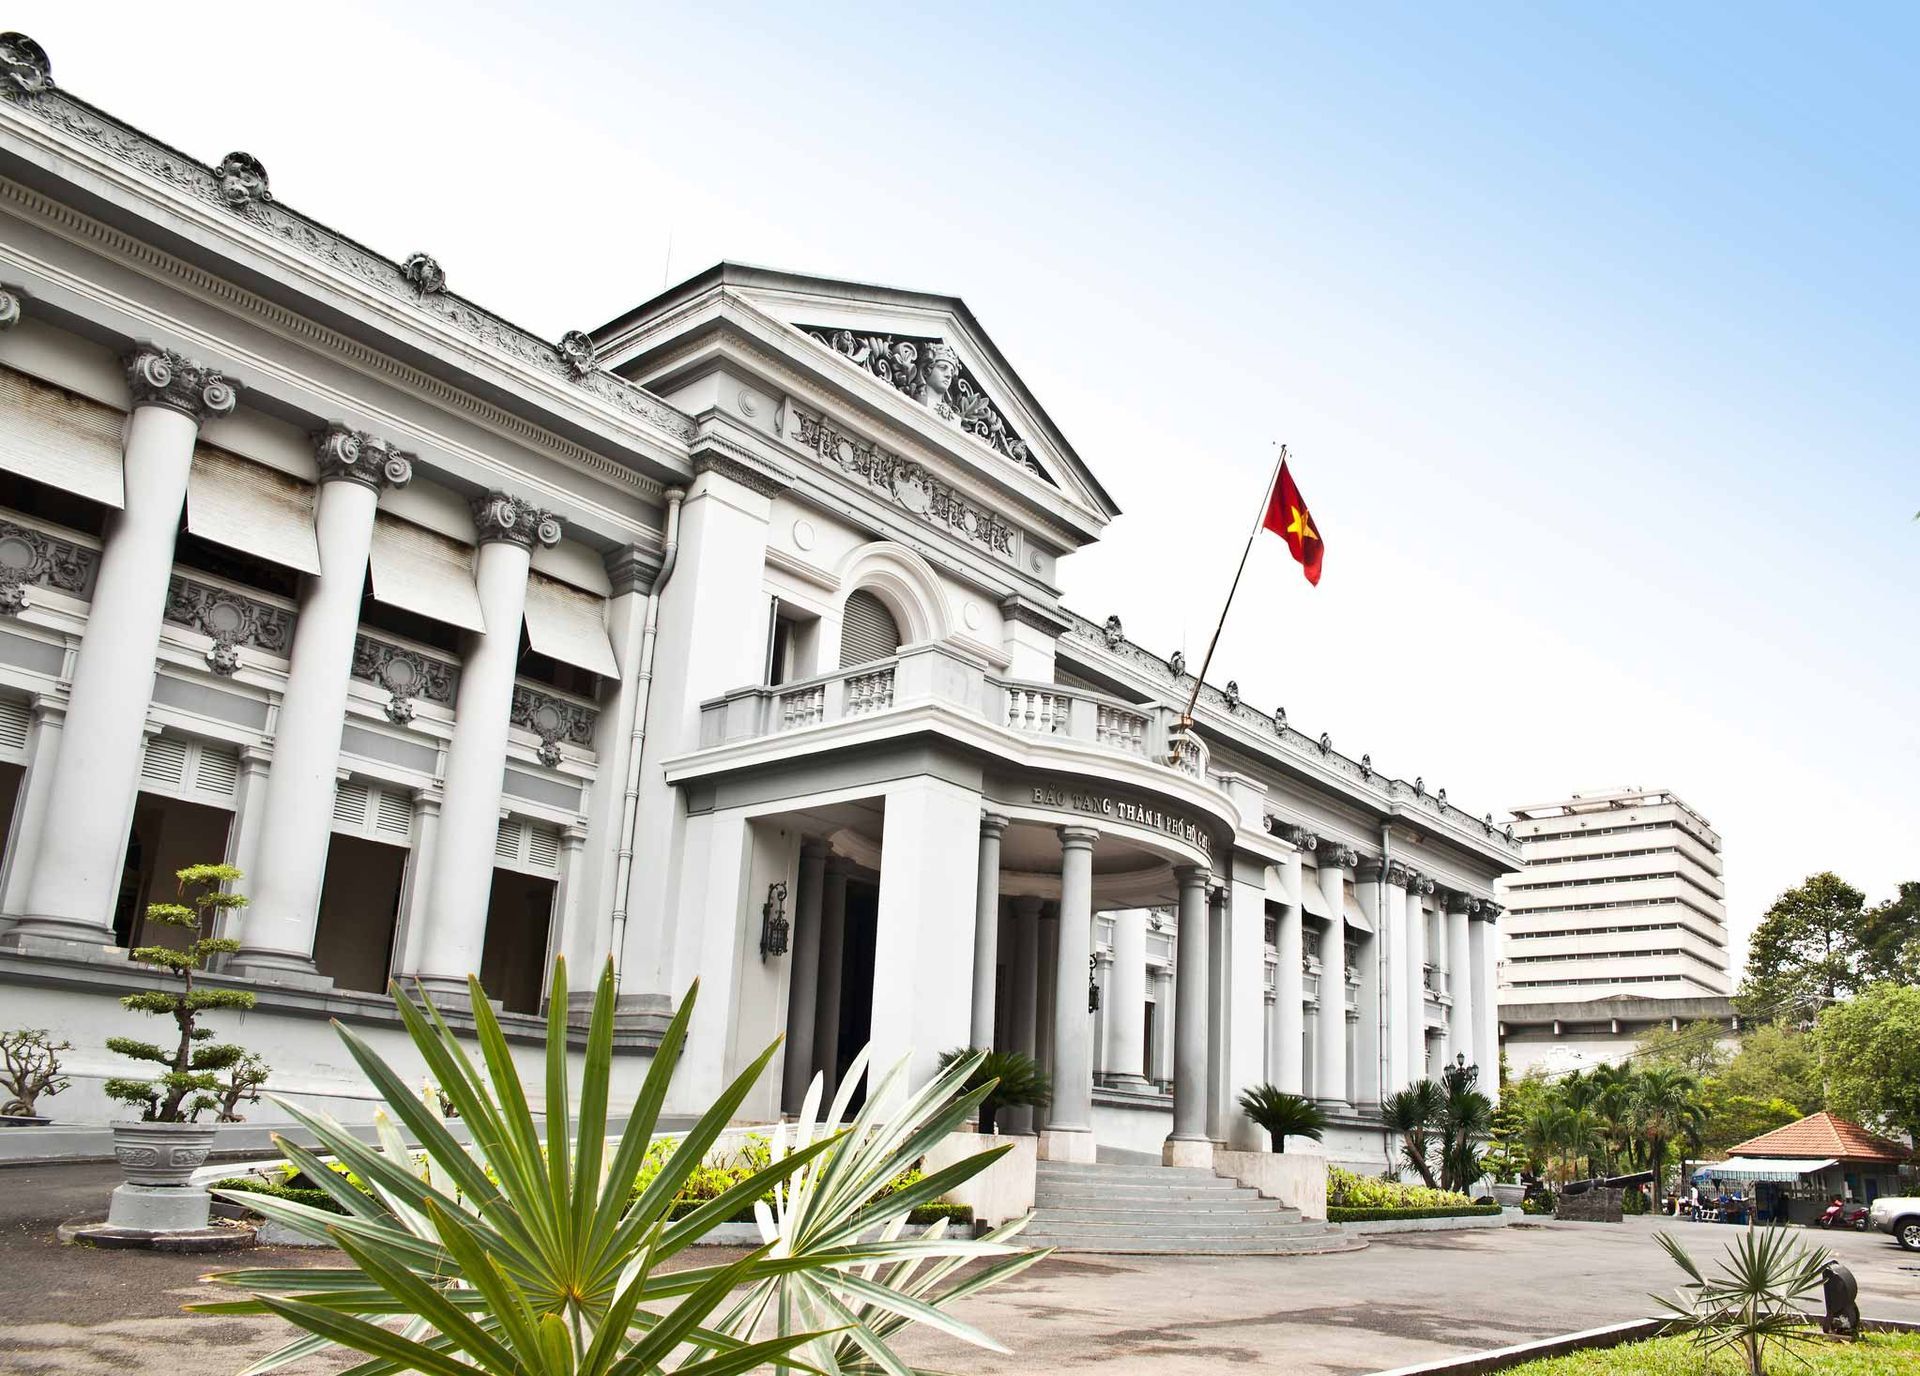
(699, 645, 1211, 783)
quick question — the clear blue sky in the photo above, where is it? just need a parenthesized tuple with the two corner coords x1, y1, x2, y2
(16, 1, 1917, 957)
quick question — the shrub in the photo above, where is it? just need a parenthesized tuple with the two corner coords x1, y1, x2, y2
(1238, 1084, 1328, 1152)
(1327, 1164, 1473, 1211)
(936, 1047, 1050, 1133)
(1328, 1204, 1502, 1223)
(213, 1177, 346, 1215)
(1522, 1192, 1556, 1216)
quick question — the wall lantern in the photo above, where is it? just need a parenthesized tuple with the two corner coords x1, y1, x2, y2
(759, 881, 790, 961)
(1088, 954, 1101, 1013)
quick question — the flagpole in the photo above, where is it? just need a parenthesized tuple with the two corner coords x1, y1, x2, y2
(1181, 442, 1288, 727)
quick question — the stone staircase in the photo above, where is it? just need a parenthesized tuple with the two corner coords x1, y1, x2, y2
(1024, 1161, 1365, 1256)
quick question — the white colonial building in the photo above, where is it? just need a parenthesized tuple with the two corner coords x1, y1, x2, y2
(0, 34, 1519, 1167)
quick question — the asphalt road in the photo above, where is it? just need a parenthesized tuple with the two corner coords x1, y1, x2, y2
(4, 1162, 1917, 1376)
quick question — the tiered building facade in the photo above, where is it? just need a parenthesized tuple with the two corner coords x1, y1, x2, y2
(0, 35, 1519, 1164)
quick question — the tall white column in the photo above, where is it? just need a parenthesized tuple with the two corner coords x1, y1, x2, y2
(1369, 861, 1406, 1093)
(231, 429, 412, 985)
(1036, 906, 1057, 1078)
(405, 492, 559, 998)
(1164, 865, 1213, 1166)
(812, 856, 849, 1101)
(1206, 883, 1229, 1141)
(1152, 966, 1175, 1086)
(1446, 893, 1474, 1068)
(0, 697, 65, 919)
(1040, 826, 1098, 1163)
(870, 776, 982, 1098)
(1272, 849, 1306, 1096)
(1472, 903, 1502, 1103)
(5, 348, 236, 955)
(1106, 908, 1149, 1089)
(1313, 849, 1352, 1110)
(1225, 866, 1269, 1151)
(1092, 946, 1112, 1078)
(1004, 894, 1042, 1132)
(970, 813, 1008, 1048)
(781, 839, 828, 1112)
(1406, 875, 1432, 1083)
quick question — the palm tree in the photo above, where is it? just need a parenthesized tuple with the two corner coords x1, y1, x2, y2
(1437, 1062, 1493, 1194)
(1587, 1063, 1638, 1173)
(1382, 1081, 1443, 1187)
(936, 1048, 1051, 1134)
(1632, 1066, 1704, 1196)
(1237, 1085, 1328, 1153)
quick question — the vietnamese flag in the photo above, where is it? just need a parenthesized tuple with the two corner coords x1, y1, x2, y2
(1261, 460, 1323, 585)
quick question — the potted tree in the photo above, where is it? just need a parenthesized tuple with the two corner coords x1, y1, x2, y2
(102, 863, 267, 1187)
(936, 1048, 1051, 1134)
(1238, 1084, 1329, 1152)
(0, 1028, 71, 1125)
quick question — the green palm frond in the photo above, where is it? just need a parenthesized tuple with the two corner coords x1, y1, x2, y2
(1650, 1227, 1832, 1376)
(193, 958, 1037, 1375)
(1237, 1085, 1327, 1153)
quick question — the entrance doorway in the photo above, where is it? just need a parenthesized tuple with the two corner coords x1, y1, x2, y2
(833, 878, 879, 1102)
(114, 793, 234, 950)
(479, 869, 556, 1015)
(312, 836, 408, 993)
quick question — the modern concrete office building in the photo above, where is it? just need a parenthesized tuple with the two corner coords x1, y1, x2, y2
(0, 34, 1520, 1167)
(1499, 788, 1731, 1003)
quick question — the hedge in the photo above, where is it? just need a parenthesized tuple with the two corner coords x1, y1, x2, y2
(213, 1177, 347, 1214)
(1328, 1204, 1503, 1223)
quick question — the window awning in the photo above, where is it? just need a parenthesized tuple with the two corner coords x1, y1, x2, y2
(1300, 873, 1334, 921)
(1267, 860, 1301, 906)
(523, 571, 619, 677)
(186, 444, 320, 574)
(367, 513, 485, 632)
(1692, 1157, 1838, 1183)
(0, 365, 125, 508)
(1343, 888, 1373, 934)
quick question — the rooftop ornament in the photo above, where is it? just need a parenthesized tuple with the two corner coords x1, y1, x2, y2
(557, 330, 597, 379)
(0, 32, 53, 95)
(214, 152, 270, 209)
(402, 252, 446, 296)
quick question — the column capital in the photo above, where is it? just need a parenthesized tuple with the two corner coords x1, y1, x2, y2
(1472, 900, 1503, 923)
(799, 837, 828, 861)
(1315, 838, 1358, 870)
(0, 283, 22, 331)
(1356, 859, 1385, 884)
(314, 425, 415, 491)
(1058, 824, 1100, 851)
(981, 811, 1011, 838)
(1444, 890, 1474, 914)
(1266, 817, 1318, 852)
(1171, 863, 1210, 892)
(472, 490, 562, 549)
(124, 345, 239, 424)
(824, 853, 854, 878)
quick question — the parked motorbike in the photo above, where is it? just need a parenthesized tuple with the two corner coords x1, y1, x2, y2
(1816, 1200, 1869, 1230)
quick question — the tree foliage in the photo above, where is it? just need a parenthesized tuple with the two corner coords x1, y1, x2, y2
(1736, 871, 1920, 1026)
(934, 1048, 1050, 1135)
(101, 863, 266, 1123)
(1380, 1066, 1492, 1193)
(1813, 982, 1920, 1149)
(1237, 1085, 1327, 1153)
(1483, 1063, 1705, 1190)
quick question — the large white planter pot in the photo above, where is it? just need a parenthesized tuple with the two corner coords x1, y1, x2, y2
(1492, 1181, 1527, 1207)
(112, 1121, 218, 1186)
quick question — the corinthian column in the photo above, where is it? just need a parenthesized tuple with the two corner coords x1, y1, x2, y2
(403, 492, 560, 999)
(1164, 865, 1213, 1166)
(1041, 826, 1098, 1163)
(1313, 844, 1354, 1110)
(970, 813, 1008, 1048)
(4, 347, 237, 956)
(230, 429, 413, 986)
(1405, 873, 1434, 1083)
(1446, 893, 1475, 1068)
(1105, 908, 1149, 1089)
(1272, 847, 1306, 1096)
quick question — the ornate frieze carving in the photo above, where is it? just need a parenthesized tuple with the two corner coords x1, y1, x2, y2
(0, 516, 98, 613)
(0, 284, 20, 330)
(557, 331, 597, 378)
(800, 325, 1048, 481)
(124, 346, 239, 423)
(790, 408, 1017, 560)
(314, 426, 414, 490)
(165, 575, 294, 674)
(472, 492, 562, 550)
(215, 152, 269, 210)
(402, 252, 447, 295)
(0, 32, 52, 95)
(352, 634, 457, 724)
(510, 684, 596, 767)
(0, 76, 697, 442)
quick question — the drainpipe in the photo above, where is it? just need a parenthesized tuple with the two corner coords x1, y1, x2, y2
(608, 486, 684, 988)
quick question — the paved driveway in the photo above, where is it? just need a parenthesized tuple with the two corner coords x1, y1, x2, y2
(4, 1162, 1918, 1375)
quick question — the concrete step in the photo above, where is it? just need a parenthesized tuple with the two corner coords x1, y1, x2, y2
(1035, 1210, 1309, 1231)
(1033, 1193, 1296, 1215)
(1022, 1230, 1363, 1257)
(1034, 1185, 1267, 1205)
(1037, 1162, 1222, 1182)
(1027, 1160, 1345, 1255)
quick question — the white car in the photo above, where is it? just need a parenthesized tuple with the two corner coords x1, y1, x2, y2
(1867, 1196, 1920, 1251)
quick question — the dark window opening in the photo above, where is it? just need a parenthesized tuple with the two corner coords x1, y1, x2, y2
(312, 836, 408, 994)
(0, 470, 110, 539)
(479, 869, 556, 1015)
(357, 575, 462, 655)
(516, 632, 601, 698)
(173, 527, 300, 600)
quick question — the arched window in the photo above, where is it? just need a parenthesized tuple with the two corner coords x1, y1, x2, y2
(839, 588, 902, 668)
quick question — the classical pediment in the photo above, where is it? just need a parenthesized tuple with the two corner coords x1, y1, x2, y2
(796, 323, 1052, 486)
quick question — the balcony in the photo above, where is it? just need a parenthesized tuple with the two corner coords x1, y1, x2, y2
(696, 643, 1213, 783)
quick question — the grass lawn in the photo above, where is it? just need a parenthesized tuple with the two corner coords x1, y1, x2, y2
(1501, 1330, 1920, 1374)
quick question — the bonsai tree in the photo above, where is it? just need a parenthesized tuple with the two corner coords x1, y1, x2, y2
(1238, 1084, 1327, 1152)
(0, 1028, 71, 1118)
(102, 863, 267, 1123)
(936, 1047, 1051, 1133)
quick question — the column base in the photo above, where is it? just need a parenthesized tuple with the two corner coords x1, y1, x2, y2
(1316, 1098, 1353, 1115)
(1099, 1073, 1154, 1092)
(0, 918, 126, 964)
(1162, 1135, 1214, 1169)
(1037, 1126, 1097, 1163)
(224, 950, 334, 992)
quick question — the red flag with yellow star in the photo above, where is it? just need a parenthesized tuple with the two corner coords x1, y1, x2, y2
(1261, 460, 1323, 585)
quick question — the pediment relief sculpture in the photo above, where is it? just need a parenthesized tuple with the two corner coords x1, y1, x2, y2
(799, 323, 1051, 484)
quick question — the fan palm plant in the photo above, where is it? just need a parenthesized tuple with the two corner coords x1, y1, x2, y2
(1381, 1081, 1442, 1187)
(1436, 1063, 1493, 1194)
(934, 1048, 1050, 1135)
(1652, 1227, 1832, 1376)
(193, 958, 1035, 1375)
(1632, 1066, 1705, 1194)
(1236, 1085, 1328, 1153)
